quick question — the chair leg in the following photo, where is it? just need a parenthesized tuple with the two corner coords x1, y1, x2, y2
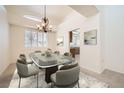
(51, 83, 53, 88)
(18, 77, 21, 88)
(37, 74, 38, 88)
(78, 81, 80, 88)
(51, 82, 54, 88)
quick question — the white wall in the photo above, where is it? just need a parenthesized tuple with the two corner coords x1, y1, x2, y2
(57, 11, 103, 73)
(10, 24, 57, 63)
(81, 13, 104, 73)
(99, 6, 124, 73)
(58, 6, 124, 74)
(0, 6, 10, 75)
(57, 11, 86, 54)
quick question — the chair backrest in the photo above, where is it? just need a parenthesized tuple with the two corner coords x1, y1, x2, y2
(47, 48, 52, 53)
(35, 50, 42, 53)
(16, 59, 28, 77)
(54, 51, 60, 55)
(56, 65, 80, 87)
(19, 54, 26, 61)
(64, 52, 72, 57)
(60, 62, 78, 70)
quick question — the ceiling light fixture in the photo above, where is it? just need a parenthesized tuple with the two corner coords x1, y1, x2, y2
(36, 5, 53, 33)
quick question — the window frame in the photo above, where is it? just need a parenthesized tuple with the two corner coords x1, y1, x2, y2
(24, 29, 48, 48)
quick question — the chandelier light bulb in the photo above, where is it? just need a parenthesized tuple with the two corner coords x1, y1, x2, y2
(36, 24, 40, 28)
(49, 25, 52, 29)
(39, 27, 42, 30)
(42, 23, 45, 27)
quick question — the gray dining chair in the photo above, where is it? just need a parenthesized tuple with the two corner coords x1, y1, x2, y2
(62, 52, 75, 65)
(16, 59, 39, 88)
(50, 63, 80, 88)
(47, 48, 52, 53)
(63, 52, 72, 57)
(54, 51, 60, 55)
(34, 50, 42, 53)
(19, 54, 33, 64)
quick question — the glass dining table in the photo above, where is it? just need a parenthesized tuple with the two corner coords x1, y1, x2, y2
(29, 52, 75, 83)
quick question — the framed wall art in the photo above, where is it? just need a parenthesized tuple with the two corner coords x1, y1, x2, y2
(84, 29, 97, 45)
(57, 36, 64, 46)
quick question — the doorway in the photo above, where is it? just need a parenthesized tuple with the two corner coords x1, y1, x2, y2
(69, 28, 80, 59)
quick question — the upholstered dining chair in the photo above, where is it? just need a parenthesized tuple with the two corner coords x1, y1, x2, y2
(63, 52, 72, 57)
(54, 51, 60, 55)
(47, 48, 52, 53)
(34, 50, 42, 53)
(50, 62, 80, 88)
(19, 54, 33, 64)
(16, 59, 39, 88)
(62, 52, 75, 65)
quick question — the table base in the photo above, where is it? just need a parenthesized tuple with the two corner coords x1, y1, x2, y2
(45, 66, 58, 83)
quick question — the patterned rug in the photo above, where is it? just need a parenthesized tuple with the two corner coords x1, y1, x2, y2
(9, 69, 109, 88)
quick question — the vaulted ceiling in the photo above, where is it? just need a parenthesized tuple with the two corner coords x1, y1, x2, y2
(5, 5, 99, 29)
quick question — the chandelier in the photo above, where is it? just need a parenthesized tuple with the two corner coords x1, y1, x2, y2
(36, 5, 53, 32)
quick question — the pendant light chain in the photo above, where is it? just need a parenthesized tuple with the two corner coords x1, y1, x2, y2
(44, 5, 46, 18)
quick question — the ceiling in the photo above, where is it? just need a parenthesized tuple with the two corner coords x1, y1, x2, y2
(69, 5, 99, 17)
(5, 5, 99, 30)
(5, 5, 73, 29)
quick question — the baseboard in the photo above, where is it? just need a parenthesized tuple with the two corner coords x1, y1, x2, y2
(80, 66, 104, 75)
(80, 65, 104, 74)
(105, 67, 124, 75)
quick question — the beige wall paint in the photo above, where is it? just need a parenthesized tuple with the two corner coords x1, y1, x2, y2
(0, 6, 10, 75)
(57, 11, 103, 73)
(10, 24, 57, 63)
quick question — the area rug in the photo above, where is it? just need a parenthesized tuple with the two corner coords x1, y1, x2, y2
(9, 69, 109, 88)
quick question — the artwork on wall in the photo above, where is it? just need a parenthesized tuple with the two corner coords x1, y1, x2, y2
(84, 29, 97, 45)
(57, 36, 64, 46)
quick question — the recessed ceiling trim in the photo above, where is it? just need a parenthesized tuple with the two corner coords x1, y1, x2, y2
(24, 15, 41, 22)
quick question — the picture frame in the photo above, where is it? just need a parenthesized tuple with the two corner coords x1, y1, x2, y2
(84, 29, 97, 45)
(57, 36, 64, 46)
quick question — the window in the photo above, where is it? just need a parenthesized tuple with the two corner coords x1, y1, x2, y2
(25, 30, 48, 48)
